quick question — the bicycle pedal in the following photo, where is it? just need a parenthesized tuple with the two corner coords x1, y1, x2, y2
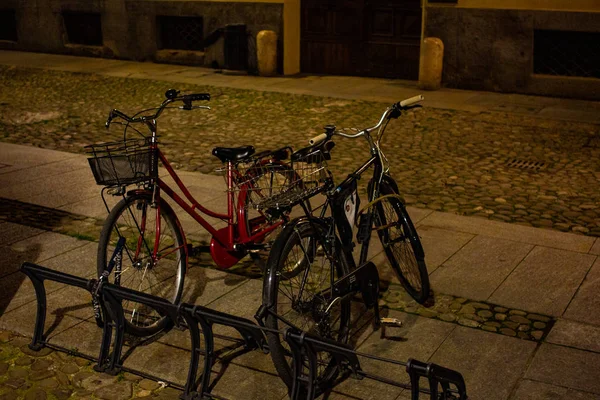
(189, 244, 210, 256)
(380, 317, 403, 327)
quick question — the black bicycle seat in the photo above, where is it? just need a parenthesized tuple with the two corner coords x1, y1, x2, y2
(212, 146, 255, 163)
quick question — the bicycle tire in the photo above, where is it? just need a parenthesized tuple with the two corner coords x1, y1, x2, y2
(263, 218, 351, 391)
(373, 182, 430, 303)
(97, 192, 186, 336)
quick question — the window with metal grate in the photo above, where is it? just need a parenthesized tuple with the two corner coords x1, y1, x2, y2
(534, 30, 600, 79)
(63, 11, 102, 46)
(0, 9, 18, 42)
(157, 16, 204, 51)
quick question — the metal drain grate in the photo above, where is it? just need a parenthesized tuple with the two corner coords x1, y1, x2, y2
(505, 158, 547, 171)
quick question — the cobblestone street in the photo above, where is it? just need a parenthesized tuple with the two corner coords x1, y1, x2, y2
(0, 330, 183, 400)
(1, 66, 600, 236)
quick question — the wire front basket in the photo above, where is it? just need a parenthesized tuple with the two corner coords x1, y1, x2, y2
(86, 138, 158, 187)
(241, 147, 332, 211)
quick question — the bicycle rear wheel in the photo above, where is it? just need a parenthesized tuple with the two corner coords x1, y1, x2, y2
(97, 192, 186, 336)
(263, 218, 351, 392)
(373, 183, 430, 303)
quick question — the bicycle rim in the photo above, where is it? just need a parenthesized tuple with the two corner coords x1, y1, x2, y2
(264, 220, 350, 390)
(374, 194, 429, 303)
(98, 194, 186, 335)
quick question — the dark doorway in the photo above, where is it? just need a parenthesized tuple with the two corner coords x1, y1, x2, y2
(301, 0, 422, 79)
(0, 9, 18, 42)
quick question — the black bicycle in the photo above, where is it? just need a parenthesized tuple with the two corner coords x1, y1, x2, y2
(258, 95, 431, 392)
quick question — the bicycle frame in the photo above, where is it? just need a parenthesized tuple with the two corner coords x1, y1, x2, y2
(269, 146, 388, 316)
(318, 141, 388, 269)
(102, 113, 286, 269)
(146, 148, 287, 268)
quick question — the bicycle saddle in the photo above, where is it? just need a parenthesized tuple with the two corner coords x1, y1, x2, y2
(212, 146, 255, 162)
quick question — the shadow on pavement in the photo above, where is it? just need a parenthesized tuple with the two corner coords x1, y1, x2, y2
(0, 241, 41, 314)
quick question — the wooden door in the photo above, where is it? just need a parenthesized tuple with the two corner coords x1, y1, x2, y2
(300, 0, 422, 79)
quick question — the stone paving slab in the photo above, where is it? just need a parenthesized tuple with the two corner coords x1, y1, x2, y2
(26, 181, 98, 211)
(357, 310, 456, 364)
(511, 379, 600, 400)
(430, 326, 537, 400)
(489, 247, 595, 316)
(207, 363, 288, 400)
(179, 263, 249, 306)
(1, 168, 95, 202)
(0, 273, 32, 316)
(0, 284, 94, 340)
(590, 239, 600, 256)
(419, 212, 596, 254)
(546, 319, 600, 353)
(416, 225, 474, 274)
(0, 159, 89, 191)
(5, 231, 88, 272)
(405, 206, 433, 225)
(563, 258, 600, 326)
(0, 142, 81, 175)
(330, 309, 457, 400)
(205, 279, 263, 338)
(327, 378, 404, 400)
(58, 195, 112, 219)
(430, 235, 533, 301)
(0, 223, 44, 247)
(525, 343, 600, 395)
(117, 337, 195, 387)
(1, 241, 97, 315)
(40, 317, 104, 362)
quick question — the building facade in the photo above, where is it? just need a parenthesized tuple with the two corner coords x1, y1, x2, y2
(425, 0, 600, 100)
(0, 0, 598, 99)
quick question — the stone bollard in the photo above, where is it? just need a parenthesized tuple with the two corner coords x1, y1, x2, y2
(257, 30, 277, 77)
(418, 37, 444, 91)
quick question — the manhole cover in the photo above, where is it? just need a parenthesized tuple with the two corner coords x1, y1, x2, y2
(505, 158, 547, 171)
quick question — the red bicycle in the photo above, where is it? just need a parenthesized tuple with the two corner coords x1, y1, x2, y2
(86, 89, 299, 335)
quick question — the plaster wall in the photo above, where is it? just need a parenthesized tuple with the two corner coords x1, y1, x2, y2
(1, 0, 284, 73)
(425, 6, 600, 99)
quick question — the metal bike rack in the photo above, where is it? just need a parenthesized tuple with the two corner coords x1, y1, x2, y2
(177, 303, 269, 399)
(98, 283, 269, 400)
(20, 262, 97, 351)
(284, 329, 468, 400)
(20, 262, 468, 400)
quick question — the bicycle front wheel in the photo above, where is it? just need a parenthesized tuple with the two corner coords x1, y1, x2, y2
(263, 218, 351, 392)
(97, 193, 187, 336)
(373, 183, 430, 303)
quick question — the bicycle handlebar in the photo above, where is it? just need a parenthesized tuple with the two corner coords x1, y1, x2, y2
(105, 90, 210, 129)
(308, 95, 424, 145)
(398, 94, 424, 108)
(309, 133, 328, 146)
